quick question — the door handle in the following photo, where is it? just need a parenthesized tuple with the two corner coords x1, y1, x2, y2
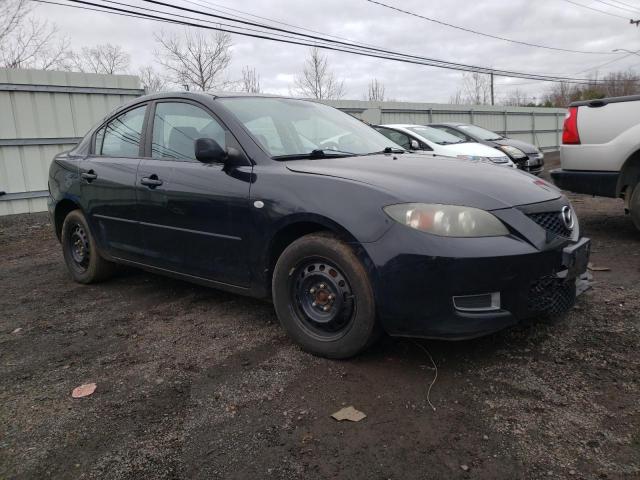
(140, 175, 163, 188)
(81, 170, 97, 182)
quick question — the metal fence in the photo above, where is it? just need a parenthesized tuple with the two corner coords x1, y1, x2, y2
(318, 100, 567, 152)
(0, 68, 144, 216)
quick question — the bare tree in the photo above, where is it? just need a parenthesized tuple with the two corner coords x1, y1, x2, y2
(139, 66, 166, 93)
(367, 78, 385, 101)
(0, 1, 71, 70)
(502, 89, 531, 107)
(599, 70, 640, 97)
(542, 82, 577, 107)
(71, 44, 130, 74)
(461, 72, 492, 105)
(0, 0, 29, 44)
(241, 66, 261, 93)
(155, 29, 232, 91)
(294, 47, 345, 99)
(449, 89, 464, 105)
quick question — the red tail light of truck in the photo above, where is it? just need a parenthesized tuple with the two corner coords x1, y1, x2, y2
(562, 106, 581, 144)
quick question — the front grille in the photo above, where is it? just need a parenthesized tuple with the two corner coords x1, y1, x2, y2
(527, 211, 572, 238)
(528, 276, 575, 316)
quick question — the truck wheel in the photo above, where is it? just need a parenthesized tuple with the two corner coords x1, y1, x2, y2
(631, 185, 640, 231)
(61, 209, 115, 284)
(272, 232, 380, 359)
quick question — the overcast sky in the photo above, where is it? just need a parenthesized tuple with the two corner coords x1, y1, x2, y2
(32, 0, 640, 103)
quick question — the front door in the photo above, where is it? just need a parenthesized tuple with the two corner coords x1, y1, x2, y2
(79, 104, 147, 262)
(136, 101, 252, 287)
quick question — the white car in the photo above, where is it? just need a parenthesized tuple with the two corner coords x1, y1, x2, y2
(375, 124, 516, 168)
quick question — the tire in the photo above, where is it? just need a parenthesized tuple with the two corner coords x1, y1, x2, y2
(630, 184, 640, 231)
(61, 209, 115, 284)
(272, 232, 380, 359)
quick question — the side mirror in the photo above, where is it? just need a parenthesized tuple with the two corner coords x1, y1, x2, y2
(410, 139, 420, 150)
(195, 137, 227, 163)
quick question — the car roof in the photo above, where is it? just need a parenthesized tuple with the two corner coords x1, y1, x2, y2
(111, 91, 312, 117)
(429, 122, 467, 127)
(380, 124, 429, 128)
(131, 91, 297, 103)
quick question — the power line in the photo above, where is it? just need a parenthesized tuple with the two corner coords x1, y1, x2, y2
(137, 0, 614, 81)
(560, 0, 631, 19)
(608, 0, 640, 11)
(365, 0, 617, 54)
(47, 0, 613, 84)
(496, 50, 640, 86)
(179, 0, 385, 52)
(593, 0, 640, 13)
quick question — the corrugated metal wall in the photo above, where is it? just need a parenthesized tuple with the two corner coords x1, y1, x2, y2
(318, 100, 566, 152)
(0, 68, 144, 216)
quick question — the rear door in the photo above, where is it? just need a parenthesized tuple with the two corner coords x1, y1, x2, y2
(136, 100, 253, 286)
(79, 104, 148, 261)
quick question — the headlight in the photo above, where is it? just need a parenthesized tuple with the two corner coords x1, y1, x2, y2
(457, 155, 508, 165)
(498, 145, 527, 159)
(383, 203, 510, 237)
(456, 155, 485, 162)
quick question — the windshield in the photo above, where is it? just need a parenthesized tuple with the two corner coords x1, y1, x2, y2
(218, 97, 401, 158)
(458, 124, 503, 141)
(406, 126, 464, 145)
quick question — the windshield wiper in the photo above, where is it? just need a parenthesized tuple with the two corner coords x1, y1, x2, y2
(366, 146, 405, 155)
(309, 148, 356, 157)
(273, 149, 356, 160)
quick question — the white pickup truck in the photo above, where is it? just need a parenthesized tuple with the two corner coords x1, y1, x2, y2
(551, 95, 640, 230)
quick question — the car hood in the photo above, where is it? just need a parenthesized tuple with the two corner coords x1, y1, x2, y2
(492, 138, 539, 154)
(285, 154, 561, 211)
(439, 142, 508, 158)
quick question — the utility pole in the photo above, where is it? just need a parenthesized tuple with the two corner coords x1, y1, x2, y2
(490, 72, 495, 106)
(630, 19, 640, 27)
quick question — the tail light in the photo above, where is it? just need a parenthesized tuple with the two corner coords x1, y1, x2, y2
(562, 106, 580, 144)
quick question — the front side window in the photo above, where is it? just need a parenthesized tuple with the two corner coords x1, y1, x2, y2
(218, 97, 400, 158)
(152, 102, 226, 161)
(101, 105, 147, 157)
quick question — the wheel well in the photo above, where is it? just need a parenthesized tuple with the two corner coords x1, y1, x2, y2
(268, 222, 332, 277)
(54, 199, 80, 240)
(619, 150, 640, 201)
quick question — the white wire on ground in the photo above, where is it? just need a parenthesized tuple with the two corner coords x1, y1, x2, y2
(411, 340, 438, 412)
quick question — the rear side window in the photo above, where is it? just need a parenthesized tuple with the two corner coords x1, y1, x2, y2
(151, 102, 226, 161)
(100, 105, 147, 157)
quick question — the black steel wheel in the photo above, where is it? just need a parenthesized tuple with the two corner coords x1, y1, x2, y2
(273, 232, 379, 359)
(61, 209, 115, 284)
(290, 259, 355, 341)
(67, 222, 91, 273)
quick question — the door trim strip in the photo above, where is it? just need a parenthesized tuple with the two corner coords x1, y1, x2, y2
(93, 214, 242, 240)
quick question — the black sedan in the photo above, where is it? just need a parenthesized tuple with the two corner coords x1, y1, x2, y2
(429, 122, 545, 175)
(48, 93, 589, 358)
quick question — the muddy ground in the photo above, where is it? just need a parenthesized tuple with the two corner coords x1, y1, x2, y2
(1, 155, 639, 479)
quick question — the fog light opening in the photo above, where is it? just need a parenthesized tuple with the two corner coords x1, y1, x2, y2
(453, 292, 501, 312)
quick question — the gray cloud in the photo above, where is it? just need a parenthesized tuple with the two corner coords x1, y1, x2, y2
(33, 0, 640, 102)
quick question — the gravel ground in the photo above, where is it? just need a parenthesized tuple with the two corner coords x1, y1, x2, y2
(1, 155, 639, 479)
